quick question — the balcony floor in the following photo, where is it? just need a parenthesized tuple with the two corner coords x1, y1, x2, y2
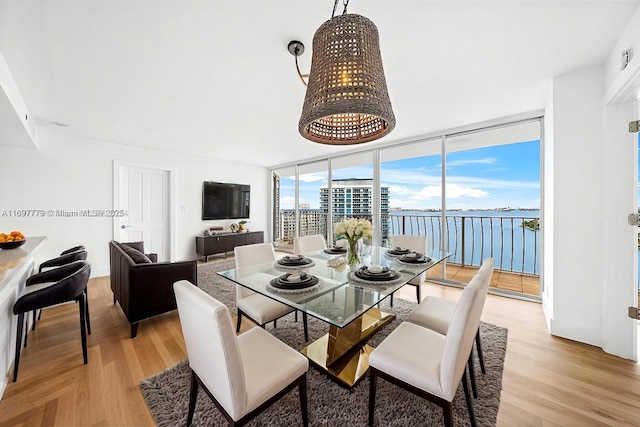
(426, 263, 541, 298)
(274, 245, 541, 298)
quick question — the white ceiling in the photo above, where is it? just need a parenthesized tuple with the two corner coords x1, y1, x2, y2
(0, 1, 638, 167)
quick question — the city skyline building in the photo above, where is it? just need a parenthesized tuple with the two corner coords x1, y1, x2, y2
(280, 178, 389, 241)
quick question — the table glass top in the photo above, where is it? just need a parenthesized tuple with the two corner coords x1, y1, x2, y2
(217, 245, 450, 328)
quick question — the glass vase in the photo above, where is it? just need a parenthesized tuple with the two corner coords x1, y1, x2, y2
(347, 238, 361, 267)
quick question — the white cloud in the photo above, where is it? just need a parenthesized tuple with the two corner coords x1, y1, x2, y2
(448, 175, 539, 190)
(280, 196, 296, 209)
(381, 166, 539, 191)
(412, 184, 489, 200)
(389, 197, 421, 207)
(445, 157, 497, 168)
(385, 184, 417, 196)
(382, 170, 441, 186)
(298, 173, 326, 183)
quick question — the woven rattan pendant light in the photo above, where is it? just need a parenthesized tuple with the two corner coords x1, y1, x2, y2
(297, 1, 395, 145)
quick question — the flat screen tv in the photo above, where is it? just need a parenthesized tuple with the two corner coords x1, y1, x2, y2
(202, 181, 250, 220)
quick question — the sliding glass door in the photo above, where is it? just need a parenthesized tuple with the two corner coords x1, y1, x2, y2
(271, 165, 295, 252)
(298, 160, 329, 240)
(271, 116, 542, 299)
(329, 152, 374, 245)
(444, 120, 541, 296)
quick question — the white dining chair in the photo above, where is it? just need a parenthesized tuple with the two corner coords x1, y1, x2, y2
(293, 234, 327, 254)
(234, 243, 309, 341)
(368, 260, 493, 427)
(173, 280, 309, 426)
(334, 238, 348, 249)
(408, 258, 494, 398)
(389, 234, 428, 306)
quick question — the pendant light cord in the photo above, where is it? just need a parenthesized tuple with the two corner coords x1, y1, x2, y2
(332, 0, 349, 17)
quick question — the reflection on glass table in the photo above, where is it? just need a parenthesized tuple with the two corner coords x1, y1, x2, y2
(217, 245, 451, 387)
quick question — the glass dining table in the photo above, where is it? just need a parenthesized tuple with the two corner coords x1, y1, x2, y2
(217, 245, 451, 387)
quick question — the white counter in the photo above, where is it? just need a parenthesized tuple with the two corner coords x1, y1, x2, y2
(0, 237, 46, 290)
(0, 236, 46, 399)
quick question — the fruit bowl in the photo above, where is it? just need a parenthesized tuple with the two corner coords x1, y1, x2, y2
(0, 239, 26, 250)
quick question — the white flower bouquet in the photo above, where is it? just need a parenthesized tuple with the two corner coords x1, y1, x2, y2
(334, 218, 373, 265)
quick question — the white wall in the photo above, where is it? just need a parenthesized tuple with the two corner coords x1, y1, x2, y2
(599, 5, 640, 360)
(0, 130, 269, 277)
(545, 66, 605, 347)
(604, 5, 640, 93)
(545, 56, 640, 359)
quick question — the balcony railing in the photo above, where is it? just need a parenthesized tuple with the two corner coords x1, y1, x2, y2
(386, 213, 540, 276)
(278, 211, 540, 277)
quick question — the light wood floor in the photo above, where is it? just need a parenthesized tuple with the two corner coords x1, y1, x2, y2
(428, 263, 541, 297)
(0, 260, 639, 426)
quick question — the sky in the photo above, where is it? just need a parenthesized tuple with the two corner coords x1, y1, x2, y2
(279, 140, 540, 211)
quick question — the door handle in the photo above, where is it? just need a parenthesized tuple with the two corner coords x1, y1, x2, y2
(120, 225, 131, 229)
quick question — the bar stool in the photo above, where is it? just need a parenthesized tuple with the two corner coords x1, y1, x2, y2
(39, 246, 86, 272)
(13, 260, 91, 382)
(31, 247, 90, 335)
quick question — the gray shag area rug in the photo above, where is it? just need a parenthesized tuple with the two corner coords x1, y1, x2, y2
(140, 260, 508, 426)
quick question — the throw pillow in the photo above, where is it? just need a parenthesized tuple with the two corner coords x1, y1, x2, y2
(119, 243, 152, 264)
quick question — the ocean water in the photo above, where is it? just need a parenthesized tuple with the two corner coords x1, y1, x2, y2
(388, 210, 540, 275)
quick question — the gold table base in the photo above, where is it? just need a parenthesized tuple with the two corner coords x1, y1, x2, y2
(300, 307, 395, 388)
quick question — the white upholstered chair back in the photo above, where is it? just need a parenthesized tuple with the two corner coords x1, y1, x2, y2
(334, 239, 348, 249)
(173, 280, 247, 419)
(293, 234, 327, 254)
(439, 258, 493, 400)
(234, 243, 276, 300)
(391, 234, 428, 285)
(390, 234, 427, 253)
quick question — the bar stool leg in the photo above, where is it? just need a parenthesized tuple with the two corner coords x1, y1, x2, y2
(13, 313, 25, 382)
(78, 294, 88, 364)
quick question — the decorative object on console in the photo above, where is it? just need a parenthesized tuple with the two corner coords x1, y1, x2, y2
(206, 226, 224, 236)
(288, 0, 395, 145)
(334, 217, 373, 266)
(229, 223, 239, 232)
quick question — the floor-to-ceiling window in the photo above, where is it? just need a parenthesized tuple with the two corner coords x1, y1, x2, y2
(298, 160, 329, 239)
(271, 115, 543, 298)
(329, 152, 374, 245)
(271, 165, 296, 249)
(444, 120, 541, 297)
(380, 137, 442, 248)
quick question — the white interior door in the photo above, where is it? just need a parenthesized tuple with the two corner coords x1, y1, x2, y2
(115, 164, 171, 261)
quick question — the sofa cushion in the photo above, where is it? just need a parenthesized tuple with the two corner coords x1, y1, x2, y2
(121, 241, 145, 253)
(119, 243, 152, 264)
